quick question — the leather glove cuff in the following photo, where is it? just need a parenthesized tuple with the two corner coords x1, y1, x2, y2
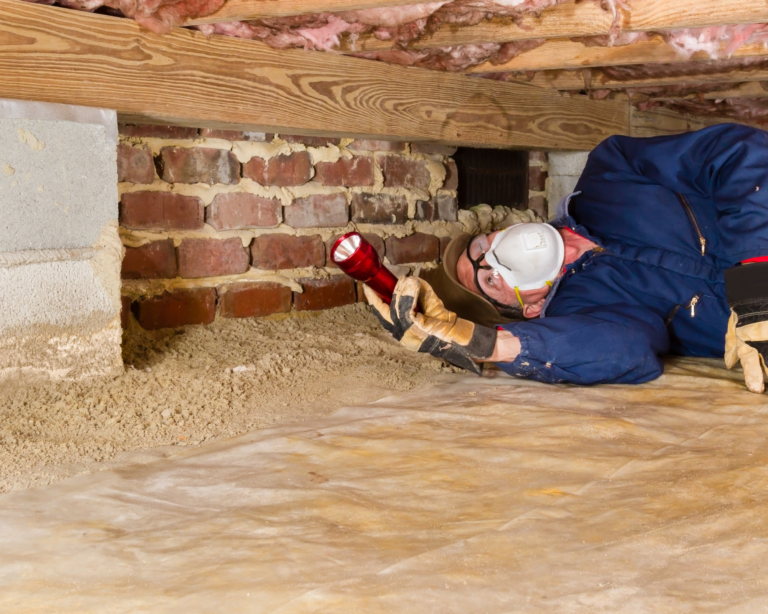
(725, 262, 768, 327)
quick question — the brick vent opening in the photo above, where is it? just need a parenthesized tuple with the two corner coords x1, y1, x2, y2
(453, 148, 529, 211)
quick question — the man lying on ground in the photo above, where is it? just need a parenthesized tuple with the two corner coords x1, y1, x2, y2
(365, 124, 768, 394)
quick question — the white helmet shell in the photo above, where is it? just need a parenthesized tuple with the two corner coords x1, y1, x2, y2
(483, 223, 565, 291)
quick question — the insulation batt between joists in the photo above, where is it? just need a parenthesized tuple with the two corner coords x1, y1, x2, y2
(37, 0, 627, 69)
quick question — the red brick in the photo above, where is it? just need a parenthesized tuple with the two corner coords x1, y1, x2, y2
(410, 143, 458, 156)
(415, 193, 458, 222)
(314, 156, 374, 187)
(243, 152, 311, 187)
(326, 232, 384, 269)
(377, 155, 431, 189)
(206, 193, 281, 230)
(219, 282, 292, 319)
(132, 288, 216, 330)
(119, 124, 198, 139)
(117, 143, 155, 184)
(159, 147, 240, 185)
(251, 234, 325, 270)
(385, 233, 440, 264)
(529, 166, 548, 192)
(348, 140, 406, 152)
(200, 128, 271, 142)
(443, 159, 458, 191)
(121, 295, 132, 329)
(294, 276, 356, 311)
(122, 239, 177, 280)
(279, 134, 340, 147)
(529, 151, 548, 164)
(120, 192, 204, 231)
(284, 194, 348, 228)
(528, 195, 548, 219)
(178, 238, 250, 278)
(350, 193, 408, 224)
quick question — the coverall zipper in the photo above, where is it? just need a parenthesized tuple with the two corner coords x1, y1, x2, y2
(677, 193, 707, 256)
(686, 294, 701, 317)
(665, 293, 702, 325)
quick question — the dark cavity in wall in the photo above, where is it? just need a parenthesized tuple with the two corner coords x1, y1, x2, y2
(453, 148, 529, 210)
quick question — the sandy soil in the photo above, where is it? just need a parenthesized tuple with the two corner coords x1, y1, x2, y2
(0, 305, 452, 494)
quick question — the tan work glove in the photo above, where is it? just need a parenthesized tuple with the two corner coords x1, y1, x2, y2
(724, 262, 768, 394)
(364, 276, 497, 375)
(725, 311, 768, 393)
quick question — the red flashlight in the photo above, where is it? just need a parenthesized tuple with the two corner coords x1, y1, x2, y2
(331, 232, 398, 304)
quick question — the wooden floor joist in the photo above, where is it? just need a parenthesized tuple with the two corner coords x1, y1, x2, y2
(345, 0, 768, 53)
(630, 107, 742, 138)
(0, 0, 629, 150)
(651, 82, 768, 101)
(465, 38, 768, 75)
(185, 0, 420, 25)
(500, 68, 768, 92)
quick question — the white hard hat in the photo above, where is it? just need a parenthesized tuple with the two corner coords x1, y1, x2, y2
(483, 223, 565, 291)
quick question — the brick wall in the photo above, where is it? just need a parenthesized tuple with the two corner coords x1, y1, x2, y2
(118, 125, 542, 329)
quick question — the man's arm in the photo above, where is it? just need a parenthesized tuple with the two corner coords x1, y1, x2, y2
(493, 305, 670, 385)
(580, 124, 768, 262)
(486, 330, 521, 363)
(582, 123, 768, 202)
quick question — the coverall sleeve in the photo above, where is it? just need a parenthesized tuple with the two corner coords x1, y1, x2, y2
(496, 305, 669, 385)
(579, 124, 768, 260)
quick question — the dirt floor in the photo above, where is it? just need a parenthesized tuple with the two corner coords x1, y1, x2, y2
(0, 304, 452, 494)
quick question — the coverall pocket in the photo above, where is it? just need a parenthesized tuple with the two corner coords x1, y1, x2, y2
(666, 293, 730, 357)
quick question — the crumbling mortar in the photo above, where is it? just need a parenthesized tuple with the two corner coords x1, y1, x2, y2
(119, 218, 467, 249)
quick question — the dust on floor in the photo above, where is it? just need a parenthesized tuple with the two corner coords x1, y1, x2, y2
(0, 304, 452, 494)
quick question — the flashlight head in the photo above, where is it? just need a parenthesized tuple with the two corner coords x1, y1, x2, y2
(330, 232, 398, 303)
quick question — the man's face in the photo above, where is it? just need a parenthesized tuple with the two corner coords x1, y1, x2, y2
(455, 231, 553, 319)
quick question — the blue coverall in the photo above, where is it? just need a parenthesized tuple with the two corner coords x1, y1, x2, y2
(498, 124, 768, 385)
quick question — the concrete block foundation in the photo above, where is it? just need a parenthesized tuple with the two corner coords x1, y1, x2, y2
(0, 99, 122, 381)
(547, 151, 590, 218)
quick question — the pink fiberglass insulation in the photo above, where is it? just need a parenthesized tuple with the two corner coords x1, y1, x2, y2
(32, 0, 623, 67)
(662, 24, 768, 59)
(577, 24, 768, 60)
(50, 0, 226, 33)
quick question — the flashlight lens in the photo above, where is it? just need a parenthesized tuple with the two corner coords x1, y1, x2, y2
(332, 234, 361, 262)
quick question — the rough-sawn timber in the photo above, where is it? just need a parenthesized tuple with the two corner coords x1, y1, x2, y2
(0, 0, 628, 150)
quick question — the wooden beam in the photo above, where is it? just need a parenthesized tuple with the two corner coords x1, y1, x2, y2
(185, 0, 420, 25)
(346, 0, 768, 53)
(651, 82, 768, 101)
(498, 68, 768, 91)
(465, 38, 768, 75)
(629, 106, 746, 138)
(0, 0, 629, 151)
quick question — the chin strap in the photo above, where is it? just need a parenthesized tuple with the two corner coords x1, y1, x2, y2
(514, 287, 524, 309)
(515, 280, 554, 310)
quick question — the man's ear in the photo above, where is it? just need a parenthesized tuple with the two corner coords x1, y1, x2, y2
(522, 299, 546, 319)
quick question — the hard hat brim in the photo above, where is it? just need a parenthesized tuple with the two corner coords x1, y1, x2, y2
(420, 233, 518, 329)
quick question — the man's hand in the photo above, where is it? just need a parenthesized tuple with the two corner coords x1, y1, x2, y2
(725, 262, 768, 393)
(364, 277, 498, 375)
